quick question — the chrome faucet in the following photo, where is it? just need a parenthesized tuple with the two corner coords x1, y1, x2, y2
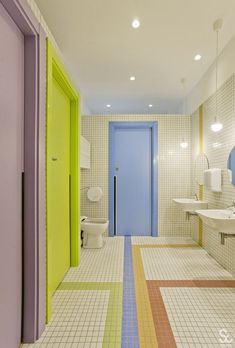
(194, 193, 199, 201)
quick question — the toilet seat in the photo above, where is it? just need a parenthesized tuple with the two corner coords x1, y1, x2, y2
(82, 218, 107, 225)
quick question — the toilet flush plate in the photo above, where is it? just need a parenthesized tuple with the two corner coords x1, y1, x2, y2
(87, 187, 103, 202)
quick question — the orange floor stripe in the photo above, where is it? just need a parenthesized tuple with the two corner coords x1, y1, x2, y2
(150, 279, 235, 288)
(147, 282, 177, 348)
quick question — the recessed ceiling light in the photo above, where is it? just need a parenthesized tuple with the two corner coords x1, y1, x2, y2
(130, 76, 136, 81)
(132, 19, 140, 28)
(149, 104, 153, 108)
(194, 54, 202, 61)
(106, 104, 111, 108)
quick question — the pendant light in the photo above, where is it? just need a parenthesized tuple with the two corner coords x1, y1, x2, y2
(180, 78, 189, 149)
(211, 19, 223, 133)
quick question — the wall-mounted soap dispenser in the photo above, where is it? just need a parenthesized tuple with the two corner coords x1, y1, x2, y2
(204, 168, 222, 192)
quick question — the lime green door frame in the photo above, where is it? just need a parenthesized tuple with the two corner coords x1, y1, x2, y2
(46, 40, 80, 321)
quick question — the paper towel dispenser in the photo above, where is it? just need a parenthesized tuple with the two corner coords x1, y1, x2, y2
(81, 136, 90, 169)
(204, 168, 222, 192)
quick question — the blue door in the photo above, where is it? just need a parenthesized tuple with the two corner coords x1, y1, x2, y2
(109, 122, 158, 236)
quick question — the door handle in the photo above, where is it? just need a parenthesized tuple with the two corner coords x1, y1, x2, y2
(51, 157, 58, 161)
(114, 175, 117, 236)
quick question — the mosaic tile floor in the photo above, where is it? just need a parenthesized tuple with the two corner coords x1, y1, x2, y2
(141, 247, 234, 280)
(22, 236, 235, 348)
(63, 237, 124, 283)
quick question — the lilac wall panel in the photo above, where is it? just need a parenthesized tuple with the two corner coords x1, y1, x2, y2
(37, 24, 46, 338)
(0, 3, 24, 347)
(0, 0, 46, 343)
(23, 34, 38, 340)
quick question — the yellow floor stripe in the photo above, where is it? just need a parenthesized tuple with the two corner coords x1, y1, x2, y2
(137, 244, 199, 248)
(132, 245, 158, 348)
(199, 104, 204, 246)
(198, 185, 204, 246)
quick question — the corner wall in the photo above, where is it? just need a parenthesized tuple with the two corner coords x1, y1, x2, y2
(191, 74, 235, 276)
(81, 115, 191, 237)
(186, 35, 235, 115)
(26, 0, 91, 115)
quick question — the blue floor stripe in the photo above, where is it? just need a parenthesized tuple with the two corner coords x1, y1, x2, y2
(122, 236, 139, 348)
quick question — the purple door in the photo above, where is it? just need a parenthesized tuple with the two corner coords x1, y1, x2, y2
(0, 3, 24, 347)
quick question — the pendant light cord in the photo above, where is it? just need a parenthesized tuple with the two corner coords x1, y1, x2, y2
(215, 29, 219, 121)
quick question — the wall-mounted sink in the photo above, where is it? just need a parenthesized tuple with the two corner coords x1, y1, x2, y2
(196, 209, 235, 234)
(173, 198, 208, 213)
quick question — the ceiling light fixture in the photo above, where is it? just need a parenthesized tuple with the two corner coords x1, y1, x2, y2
(106, 104, 111, 108)
(211, 18, 223, 133)
(130, 76, 136, 81)
(211, 122, 223, 132)
(149, 104, 153, 108)
(132, 19, 140, 28)
(180, 140, 188, 149)
(194, 54, 202, 61)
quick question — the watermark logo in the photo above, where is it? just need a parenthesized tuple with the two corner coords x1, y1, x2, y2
(219, 329, 233, 344)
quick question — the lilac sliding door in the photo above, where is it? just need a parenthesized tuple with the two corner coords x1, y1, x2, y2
(0, 3, 24, 347)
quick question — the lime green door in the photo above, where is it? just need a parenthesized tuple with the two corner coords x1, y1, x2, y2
(47, 77, 71, 302)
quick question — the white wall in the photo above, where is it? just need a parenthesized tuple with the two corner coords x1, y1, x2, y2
(190, 74, 235, 277)
(186, 35, 235, 114)
(81, 114, 192, 237)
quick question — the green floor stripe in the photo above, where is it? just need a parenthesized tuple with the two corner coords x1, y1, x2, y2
(59, 282, 123, 348)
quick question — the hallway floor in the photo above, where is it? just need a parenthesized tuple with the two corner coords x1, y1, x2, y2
(22, 237, 235, 348)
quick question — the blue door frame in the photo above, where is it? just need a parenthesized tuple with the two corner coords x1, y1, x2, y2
(109, 122, 158, 237)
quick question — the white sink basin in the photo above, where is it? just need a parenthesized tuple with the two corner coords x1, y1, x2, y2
(173, 198, 208, 212)
(196, 209, 235, 234)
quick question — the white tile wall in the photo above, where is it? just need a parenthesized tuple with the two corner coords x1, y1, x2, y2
(190, 110, 200, 242)
(81, 115, 191, 237)
(27, 0, 235, 277)
(191, 74, 235, 277)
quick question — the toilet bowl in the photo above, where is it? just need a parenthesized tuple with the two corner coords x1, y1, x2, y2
(81, 217, 109, 249)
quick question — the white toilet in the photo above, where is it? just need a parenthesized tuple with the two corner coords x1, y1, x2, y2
(81, 217, 109, 248)
(81, 187, 109, 249)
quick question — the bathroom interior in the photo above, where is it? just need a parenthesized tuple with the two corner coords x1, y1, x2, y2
(1, 0, 235, 347)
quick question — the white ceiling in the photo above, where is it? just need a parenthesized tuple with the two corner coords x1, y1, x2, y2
(35, 0, 235, 114)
